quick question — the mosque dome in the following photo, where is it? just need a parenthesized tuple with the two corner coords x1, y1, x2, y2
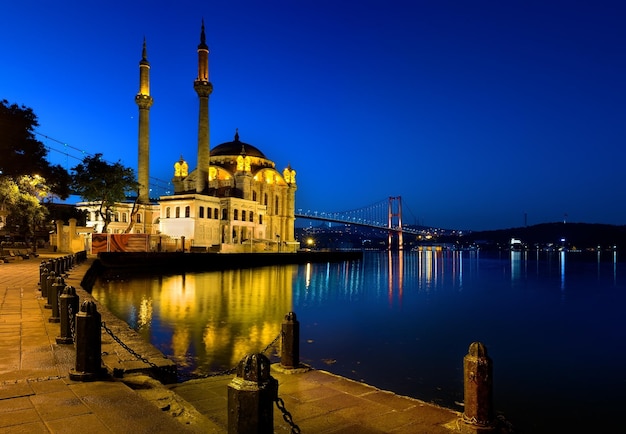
(211, 130, 266, 159)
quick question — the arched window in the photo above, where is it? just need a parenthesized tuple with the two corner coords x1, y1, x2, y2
(253, 191, 257, 201)
(249, 212, 254, 222)
(199, 206, 204, 218)
(185, 206, 190, 218)
(136, 213, 141, 223)
(114, 212, 120, 222)
(241, 210, 246, 222)
(175, 207, 180, 218)
(166, 207, 171, 218)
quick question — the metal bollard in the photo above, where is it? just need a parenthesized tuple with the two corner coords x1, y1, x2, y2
(40, 267, 50, 297)
(44, 271, 56, 308)
(38, 262, 46, 289)
(463, 342, 494, 428)
(228, 353, 278, 434)
(280, 311, 300, 369)
(69, 301, 103, 381)
(48, 277, 64, 323)
(56, 286, 79, 344)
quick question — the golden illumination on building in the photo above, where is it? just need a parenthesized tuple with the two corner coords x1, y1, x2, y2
(283, 166, 296, 184)
(236, 154, 251, 172)
(174, 158, 189, 177)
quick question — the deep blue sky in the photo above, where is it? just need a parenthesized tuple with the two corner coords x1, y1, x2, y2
(2, 1, 625, 231)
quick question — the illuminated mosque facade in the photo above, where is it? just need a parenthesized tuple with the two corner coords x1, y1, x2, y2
(79, 22, 298, 253)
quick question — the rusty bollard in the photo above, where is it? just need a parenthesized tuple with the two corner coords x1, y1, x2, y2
(56, 286, 79, 344)
(281, 311, 300, 369)
(69, 301, 103, 381)
(228, 353, 278, 434)
(48, 277, 64, 323)
(463, 342, 493, 429)
(44, 271, 56, 308)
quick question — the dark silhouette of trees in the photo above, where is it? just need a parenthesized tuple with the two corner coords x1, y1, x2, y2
(0, 99, 70, 199)
(71, 154, 138, 233)
(0, 100, 71, 242)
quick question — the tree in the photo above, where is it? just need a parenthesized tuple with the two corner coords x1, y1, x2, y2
(71, 154, 138, 233)
(0, 176, 48, 242)
(0, 100, 70, 200)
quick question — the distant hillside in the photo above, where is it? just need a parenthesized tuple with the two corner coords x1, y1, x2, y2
(447, 222, 626, 250)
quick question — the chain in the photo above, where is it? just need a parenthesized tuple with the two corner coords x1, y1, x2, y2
(1, 375, 68, 386)
(275, 397, 301, 434)
(181, 332, 283, 381)
(261, 332, 282, 355)
(101, 321, 161, 369)
(68, 302, 75, 340)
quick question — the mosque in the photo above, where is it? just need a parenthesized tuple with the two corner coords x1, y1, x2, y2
(77, 22, 298, 253)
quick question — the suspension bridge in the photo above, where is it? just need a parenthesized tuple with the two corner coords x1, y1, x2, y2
(296, 197, 423, 249)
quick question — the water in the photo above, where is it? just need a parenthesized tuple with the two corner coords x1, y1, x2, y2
(91, 250, 626, 433)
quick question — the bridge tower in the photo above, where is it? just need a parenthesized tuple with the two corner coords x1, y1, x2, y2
(388, 196, 403, 250)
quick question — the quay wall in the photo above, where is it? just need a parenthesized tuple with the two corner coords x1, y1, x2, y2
(81, 250, 363, 291)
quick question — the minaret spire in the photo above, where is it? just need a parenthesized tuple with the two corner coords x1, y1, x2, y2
(194, 19, 213, 194)
(135, 37, 153, 204)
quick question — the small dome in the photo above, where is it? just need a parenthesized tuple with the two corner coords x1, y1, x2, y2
(211, 130, 266, 159)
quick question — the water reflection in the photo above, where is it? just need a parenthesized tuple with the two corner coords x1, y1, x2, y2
(91, 250, 625, 434)
(92, 266, 296, 376)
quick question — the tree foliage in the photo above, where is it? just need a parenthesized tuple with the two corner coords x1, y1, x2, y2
(0, 176, 49, 240)
(71, 154, 138, 233)
(0, 99, 70, 200)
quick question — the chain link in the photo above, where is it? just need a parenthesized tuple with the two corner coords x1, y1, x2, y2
(181, 332, 283, 381)
(261, 331, 282, 356)
(275, 397, 301, 433)
(101, 321, 161, 370)
(68, 302, 75, 341)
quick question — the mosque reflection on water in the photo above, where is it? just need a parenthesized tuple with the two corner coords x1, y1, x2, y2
(91, 250, 626, 433)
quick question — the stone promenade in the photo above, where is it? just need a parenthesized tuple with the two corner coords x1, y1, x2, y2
(0, 250, 497, 433)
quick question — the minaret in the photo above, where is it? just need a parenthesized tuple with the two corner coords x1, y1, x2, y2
(135, 38, 153, 204)
(194, 20, 213, 194)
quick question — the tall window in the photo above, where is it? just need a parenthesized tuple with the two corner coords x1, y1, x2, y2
(185, 206, 190, 218)
(259, 214, 263, 224)
(175, 207, 180, 218)
(222, 209, 227, 220)
(264, 193, 268, 206)
(241, 210, 246, 221)
(136, 213, 141, 223)
(253, 191, 257, 201)
(214, 208, 219, 219)
(233, 209, 239, 220)
(274, 196, 279, 214)
(249, 212, 254, 222)
(166, 207, 171, 218)
(199, 206, 204, 218)
(122, 213, 127, 223)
